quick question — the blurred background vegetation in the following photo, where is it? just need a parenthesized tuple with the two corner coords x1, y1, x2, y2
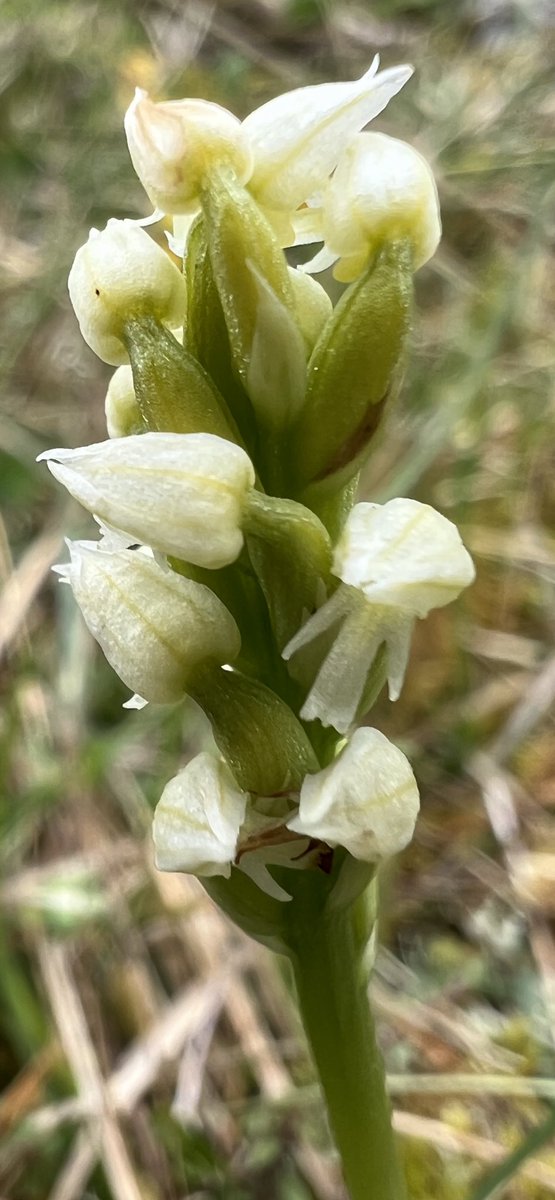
(1, 0, 555, 1197)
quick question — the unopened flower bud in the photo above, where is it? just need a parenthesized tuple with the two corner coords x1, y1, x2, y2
(307, 133, 441, 283)
(105, 365, 143, 438)
(68, 219, 186, 365)
(288, 727, 419, 862)
(125, 89, 253, 215)
(39, 432, 255, 569)
(153, 754, 247, 877)
(57, 542, 241, 702)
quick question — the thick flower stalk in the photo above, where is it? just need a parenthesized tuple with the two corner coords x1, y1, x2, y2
(41, 60, 474, 1200)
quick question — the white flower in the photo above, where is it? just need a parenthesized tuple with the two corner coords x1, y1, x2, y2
(56, 541, 241, 702)
(153, 754, 248, 877)
(125, 89, 254, 215)
(303, 132, 441, 282)
(284, 499, 475, 732)
(287, 727, 419, 862)
(334, 499, 475, 615)
(38, 432, 255, 569)
(242, 57, 413, 213)
(104, 365, 142, 438)
(68, 219, 186, 365)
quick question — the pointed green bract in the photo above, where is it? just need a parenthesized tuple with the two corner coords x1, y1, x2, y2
(290, 240, 413, 497)
(244, 491, 333, 651)
(124, 313, 241, 442)
(189, 665, 319, 796)
(200, 169, 295, 389)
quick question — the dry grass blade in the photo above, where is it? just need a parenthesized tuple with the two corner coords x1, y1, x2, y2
(37, 938, 143, 1200)
(393, 1111, 555, 1192)
(0, 523, 65, 660)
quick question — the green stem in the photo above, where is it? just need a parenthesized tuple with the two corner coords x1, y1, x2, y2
(287, 887, 407, 1200)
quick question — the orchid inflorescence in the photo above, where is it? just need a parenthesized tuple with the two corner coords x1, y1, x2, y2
(41, 60, 473, 915)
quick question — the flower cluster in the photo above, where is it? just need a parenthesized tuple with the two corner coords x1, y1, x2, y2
(41, 61, 473, 911)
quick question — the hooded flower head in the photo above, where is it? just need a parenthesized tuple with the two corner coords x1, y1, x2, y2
(39, 432, 256, 569)
(125, 89, 254, 214)
(56, 541, 241, 703)
(68, 219, 186, 364)
(287, 727, 419, 862)
(303, 132, 441, 282)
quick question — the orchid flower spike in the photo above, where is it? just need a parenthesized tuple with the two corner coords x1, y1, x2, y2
(39, 432, 256, 569)
(288, 727, 420, 863)
(68, 219, 186, 365)
(283, 499, 475, 734)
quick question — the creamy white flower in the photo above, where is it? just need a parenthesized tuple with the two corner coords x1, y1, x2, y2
(243, 58, 413, 212)
(303, 132, 441, 282)
(104, 365, 142, 438)
(153, 754, 248, 877)
(284, 499, 474, 732)
(68, 219, 186, 365)
(38, 432, 255, 568)
(288, 727, 419, 862)
(334, 499, 475, 615)
(56, 541, 241, 702)
(125, 89, 253, 215)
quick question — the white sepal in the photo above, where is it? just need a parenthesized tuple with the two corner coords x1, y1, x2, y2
(38, 432, 255, 568)
(334, 499, 475, 616)
(68, 219, 186, 365)
(58, 540, 240, 702)
(243, 58, 413, 212)
(287, 727, 419, 862)
(153, 754, 247, 877)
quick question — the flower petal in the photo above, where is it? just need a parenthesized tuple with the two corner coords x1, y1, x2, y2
(153, 754, 247, 877)
(243, 59, 413, 211)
